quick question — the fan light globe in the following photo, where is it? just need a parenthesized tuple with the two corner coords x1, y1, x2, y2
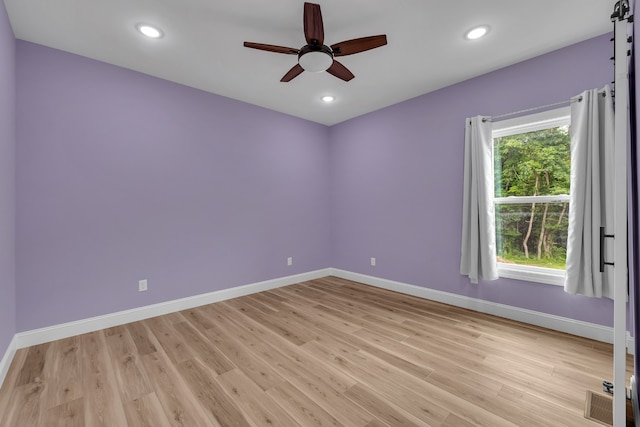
(299, 51, 333, 72)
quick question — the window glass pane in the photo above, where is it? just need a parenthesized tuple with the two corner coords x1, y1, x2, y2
(495, 201, 569, 269)
(494, 126, 570, 198)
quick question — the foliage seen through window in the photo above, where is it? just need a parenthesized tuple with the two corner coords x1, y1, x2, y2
(493, 125, 570, 269)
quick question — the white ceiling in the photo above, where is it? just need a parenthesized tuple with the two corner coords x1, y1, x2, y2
(4, 0, 614, 126)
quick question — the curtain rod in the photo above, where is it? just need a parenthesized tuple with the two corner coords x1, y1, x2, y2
(483, 99, 574, 123)
(482, 92, 609, 123)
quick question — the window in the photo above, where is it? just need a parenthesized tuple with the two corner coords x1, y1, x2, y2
(492, 107, 571, 286)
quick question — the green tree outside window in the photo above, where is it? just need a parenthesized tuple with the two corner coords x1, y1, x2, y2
(493, 126, 571, 269)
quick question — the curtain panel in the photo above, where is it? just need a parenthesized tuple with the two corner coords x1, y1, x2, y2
(460, 116, 498, 284)
(564, 86, 615, 298)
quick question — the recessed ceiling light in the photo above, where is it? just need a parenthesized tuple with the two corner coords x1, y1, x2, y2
(321, 95, 335, 103)
(136, 23, 163, 39)
(465, 25, 489, 40)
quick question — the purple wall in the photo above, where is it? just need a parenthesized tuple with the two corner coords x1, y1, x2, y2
(330, 34, 615, 326)
(0, 5, 16, 358)
(15, 42, 331, 331)
(13, 33, 619, 333)
(633, 0, 640, 374)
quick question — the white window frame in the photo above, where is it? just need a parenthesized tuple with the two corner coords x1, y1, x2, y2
(491, 107, 570, 286)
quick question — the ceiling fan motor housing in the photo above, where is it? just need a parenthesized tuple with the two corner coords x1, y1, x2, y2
(298, 44, 333, 72)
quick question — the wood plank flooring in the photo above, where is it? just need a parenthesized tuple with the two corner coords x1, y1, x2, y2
(0, 276, 631, 426)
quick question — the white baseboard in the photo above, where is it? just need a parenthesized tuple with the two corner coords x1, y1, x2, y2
(628, 331, 636, 355)
(2, 266, 627, 383)
(329, 268, 616, 344)
(0, 335, 17, 390)
(14, 268, 332, 349)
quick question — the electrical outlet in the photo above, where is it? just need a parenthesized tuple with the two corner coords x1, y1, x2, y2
(287, 257, 293, 266)
(371, 257, 376, 266)
(138, 279, 148, 292)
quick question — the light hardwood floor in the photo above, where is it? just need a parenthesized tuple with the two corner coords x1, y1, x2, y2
(0, 276, 631, 426)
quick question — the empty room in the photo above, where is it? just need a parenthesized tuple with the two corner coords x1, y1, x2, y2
(1, 0, 639, 426)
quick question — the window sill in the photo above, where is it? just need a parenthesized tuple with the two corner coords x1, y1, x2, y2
(497, 262, 565, 286)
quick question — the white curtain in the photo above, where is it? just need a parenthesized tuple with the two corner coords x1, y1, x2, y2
(460, 116, 498, 284)
(564, 86, 615, 298)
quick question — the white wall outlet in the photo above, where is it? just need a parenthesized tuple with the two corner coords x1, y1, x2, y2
(138, 279, 148, 292)
(287, 257, 293, 266)
(371, 257, 376, 266)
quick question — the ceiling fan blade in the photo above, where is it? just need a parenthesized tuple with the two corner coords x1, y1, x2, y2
(281, 64, 305, 82)
(331, 35, 387, 57)
(303, 2, 324, 46)
(326, 60, 354, 82)
(243, 42, 299, 55)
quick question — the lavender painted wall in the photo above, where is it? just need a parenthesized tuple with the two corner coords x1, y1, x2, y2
(633, 0, 640, 373)
(15, 41, 331, 331)
(0, 4, 16, 358)
(13, 33, 619, 333)
(330, 34, 615, 326)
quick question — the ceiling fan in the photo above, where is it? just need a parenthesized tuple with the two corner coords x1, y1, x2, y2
(243, 2, 387, 82)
